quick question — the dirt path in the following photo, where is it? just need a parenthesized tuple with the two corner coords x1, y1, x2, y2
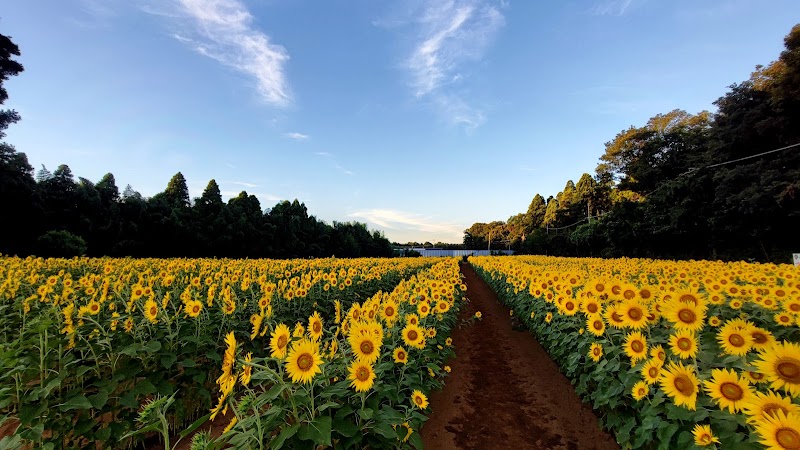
(420, 263, 619, 450)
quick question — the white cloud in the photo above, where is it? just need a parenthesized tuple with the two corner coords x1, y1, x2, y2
(313, 151, 330, 156)
(395, 0, 504, 129)
(146, 0, 291, 106)
(229, 181, 259, 188)
(590, 0, 634, 16)
(284, 132, 310, 140)
(349, 209, 464, 242)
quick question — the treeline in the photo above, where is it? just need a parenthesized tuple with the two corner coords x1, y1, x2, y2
(0, 33, 392, 259)
(466, 24, 800, 262)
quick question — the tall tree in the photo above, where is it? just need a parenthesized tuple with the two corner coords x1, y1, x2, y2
(0, 32, 23, 140)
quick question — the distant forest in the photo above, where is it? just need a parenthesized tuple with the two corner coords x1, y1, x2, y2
(465, 24, 800, 263)
(0, 33, 392, 259)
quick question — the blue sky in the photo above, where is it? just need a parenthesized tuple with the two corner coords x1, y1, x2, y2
(3, 0, 799, 243)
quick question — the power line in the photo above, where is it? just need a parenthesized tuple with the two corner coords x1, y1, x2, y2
(704, 142, 800, 169)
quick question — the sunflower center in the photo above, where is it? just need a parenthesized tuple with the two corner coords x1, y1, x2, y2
(678, 309, 695, 324)
(297, 353, 313, 371)
(623, 290, 636, 300)
(649, 367, 659, 378)
(595, 283, 605, 292)
(385, 306, 395, 316)
(777, 359, 800, 382)
(360, 340, 374, 355)
(313, 322, 322, 333)
(698, 433, 712, 444)
(612, 286, 621, 295)
(611, 312, 623, 323)
(398, 351, 406, 360)
(628, 308, 642, 320)
(414, 396, 423, 405)
(356, 367, 370, 381)
(150, 306, 157, 316)
(752, 332, 768, 344)
(587, 303, 599, 314)
(277, 335, 288, 349)
(631, 340, 644, 353)
(673, 375, 694, 396)
(593, 320, 603, 330)
(750, 371, 765, 380)
(593, 347, 601, 356)
(764, 403, 789, 418)
(192, 305, 201, 314)
(408, 330, 418, 341)
(777, 290, 787, 298)
(720, 382, 744, 401)
(678, 338, 692, 351)
(776, 428, 800, 450)
(640, 290, 651, 300)
(680, 294, 697, 304)
(728, 334, 746, 347)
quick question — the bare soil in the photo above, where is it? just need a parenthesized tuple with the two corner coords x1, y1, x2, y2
(420, 263, 619, 450)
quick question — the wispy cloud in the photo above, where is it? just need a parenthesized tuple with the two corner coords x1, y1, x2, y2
(284, 132, 310, 140)
(390, 0, 504, 130)
(349, 209, 464, 241)
(590, 0, 634, 16)
(314, 152, 354, 176)
(145, 0, 291, 106)
(229, 181, 259, 188)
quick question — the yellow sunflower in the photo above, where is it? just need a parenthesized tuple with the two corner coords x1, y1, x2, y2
(586, 314, 606, 336)
(743, 390, 800, 424)
(184, 299, 203, 318)
(669, 330, 699, 359)
(144, 298, 159, 323)
(285, 339, 323, 384)
(349, 332, 381, 363)
(545, 312, 553, 323)
(411, 389, 428, 410)
(589, 343, 603, 362)
(624, 331, 648, 363)
(754, 410, 800, 450)
(621, 299, 649, 329)
(381, 299, 400, 324)
(632, 380, 649, 401)
(269, 323, 291, 360)
(659, 361, 700, 410)
(650, 345, 667, 364)
(751, 326, 777, 351)
(664, 300, 705, 332)
(717, 321, 753, 357)
(308, 312, 324, 341)
(692, 424, 720, 447)
(641, 359, 662, 385)
(703, 368, 752, 413)
(581, 297, 602, 315)
(754, 341, 800, 397)
(347, 360, 376, 392)
(603, 304, 626, 329)
(402, 324, 426, 350)
(393, 346, 408, 364)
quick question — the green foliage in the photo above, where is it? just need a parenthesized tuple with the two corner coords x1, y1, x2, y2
(36, 231, 87, 257)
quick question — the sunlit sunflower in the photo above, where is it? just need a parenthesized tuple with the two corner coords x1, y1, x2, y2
(545, 312, 553, 323)
(708, 316, 722, 327)
(381, 299, 399, 325)
(718, 321, 753, 357)
(144, 299, 158, 323)
(581, 297, 602, 315)
(603, 304, 626, 329)
(411, 389, 429, 410)
(624, 331, 648, 363)
(750, 326, 777, 351)
(239, 352, 253, 386)
(669, 329, 699, 359)
(692, 424, 720, 447)
(659, 361, 700, 410)
(402, 324, 426, 350)
(745, 370, 769, 385)
(586, 314, 606, 336)
(348, 360, 376, 392)
(393, 346, 408, 364)
(775, 313, 795, 327)
(641, 359, 662, 385)
(184, 299, 203, 318)
(631, 380, 649, 401)
(406, 313, 420, 326)
(621, 299, 649, 329)
(349, 332, 381, 363)
(754, 410, 800, 450)
(249, 313, 264, 340)
(703, 368, 753, 413)
(743, 390, 800, 424)
(589, 343, 603, 362)
(269, 323, 291, 360)
(308, 311, 324, 342)
(285, 339, 323, 384)
(754, 341, 800, 397)
(650, 345, 667, 364)
(664, 300, 705, 332)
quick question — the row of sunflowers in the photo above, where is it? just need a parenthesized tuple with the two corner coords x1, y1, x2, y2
(470, 255, 800, 450)
(0, 255, 459, 449)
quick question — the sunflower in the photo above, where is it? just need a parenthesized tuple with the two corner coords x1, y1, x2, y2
(621, 299, 649, 329)
(776, 313, 795, 327)
(717, 321, 753, 357)
(402, 324, 426, 350)
(285, 339, 323, 384)
(664, 301, 705, 332)
(659, 362, 700, 410)
(308, 311, 324, 341)
(745, 370, 769, 385)
(348, 360, 376, 392)
(249, 313, 264, 340)
(406, 313, 420, 326)
(743, 390, 800, 424)
(586, 314, 606, 336)
(239, 352, 253, 386)
(269, 323, 291, 360)
(703, 368, 752, 413)
(751, 327, 777, 351)
(754, 341, 800, 397)
(624, 331, 648, 363)
(349, 332, 381, 363)
(581, 297, 602, 315)
(393, 346, 408, 364)
(589, 343, 603, 362)
(708, 316, 722, 327)
(144, 299, 159, 323)
(650, 345, 667, 364)
(545, 312, 553, 323)
(184, 299, 203, 318)
(587, 278, 608, 297)
(627, 380, 648, 401)
(603, 304, 626, 329)
(381, 299, 399, 324)
(641, 359, 662, 385)
(669, 330, 699, 359)
(417, 301, 431, 318)
(692, 424, 719, 447)
(411, 390, 428, 410)
(754, 410, 800, 450)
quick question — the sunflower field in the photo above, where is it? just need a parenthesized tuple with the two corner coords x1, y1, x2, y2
(471, 255, 800, 450)
(0, 255, 465, 449)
